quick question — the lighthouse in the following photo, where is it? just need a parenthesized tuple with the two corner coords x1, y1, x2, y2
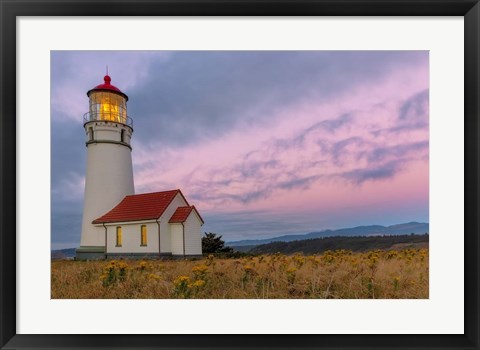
(75, 73, 203, 260)
(76, 75, 135, 260)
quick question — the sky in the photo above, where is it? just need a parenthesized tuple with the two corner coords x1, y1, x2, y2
(51, 51, 429, 250)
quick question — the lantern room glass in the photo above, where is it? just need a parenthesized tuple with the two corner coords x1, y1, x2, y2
(88, 91, 127, 124)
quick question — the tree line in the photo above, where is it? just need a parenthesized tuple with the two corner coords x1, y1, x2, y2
(202, 232, 429, 256)
(249, 233, 429, 255)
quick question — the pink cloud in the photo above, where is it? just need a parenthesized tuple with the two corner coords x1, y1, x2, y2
(132, 62, 429, 229)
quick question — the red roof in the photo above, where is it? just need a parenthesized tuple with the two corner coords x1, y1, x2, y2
(92, 189, 188, 224)
(169, 206, 205, 224)
(87, 75, 128, 101)
(169, 206, 194, 223)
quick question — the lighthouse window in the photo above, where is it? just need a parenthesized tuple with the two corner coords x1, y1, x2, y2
(116, 227, 122, 247)
(121, 129, 125, 143)
(88, 127, 94, 141)
(141, 225, 147, 246)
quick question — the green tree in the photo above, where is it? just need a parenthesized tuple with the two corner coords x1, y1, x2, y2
(202, 232, 233, 254)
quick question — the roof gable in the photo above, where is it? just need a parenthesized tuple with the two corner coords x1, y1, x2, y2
(92, 189, 189, 224)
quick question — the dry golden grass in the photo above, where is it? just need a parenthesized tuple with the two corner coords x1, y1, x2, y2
(51, 249, 428, 299)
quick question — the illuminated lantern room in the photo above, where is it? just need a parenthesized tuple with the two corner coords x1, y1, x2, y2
(85, 75, 130, 125)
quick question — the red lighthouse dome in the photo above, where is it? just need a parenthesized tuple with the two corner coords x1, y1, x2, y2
(87, 75, 128, 101)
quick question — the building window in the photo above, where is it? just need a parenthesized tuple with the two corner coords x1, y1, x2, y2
(121, 129, 125, 143)
(116, 226, 122, 247)
(141, 225, 147, 246)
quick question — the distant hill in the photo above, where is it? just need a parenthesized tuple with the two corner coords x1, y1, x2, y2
(249, 234, 429, 255)
(51, 248, 76, 260)
(228, 222, 429, 247)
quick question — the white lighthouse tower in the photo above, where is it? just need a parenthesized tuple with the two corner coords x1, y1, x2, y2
(76, 74, 135, 260)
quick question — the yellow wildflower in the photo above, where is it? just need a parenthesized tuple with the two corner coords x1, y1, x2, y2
(191, 279, 206, 288)
(174, 275, 190, 284)
(192, 265, 208, 276)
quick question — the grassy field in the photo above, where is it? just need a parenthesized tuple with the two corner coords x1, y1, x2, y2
(51, 249, 428, 299)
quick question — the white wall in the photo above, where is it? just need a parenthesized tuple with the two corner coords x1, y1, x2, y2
(170, 223, 184, 255)
(80, 121, 134, 247)
(87, 121, 133, 145)
(105, 221, 158, 254)
(158, 193, 188, 253)
(184, 211, 202, 255)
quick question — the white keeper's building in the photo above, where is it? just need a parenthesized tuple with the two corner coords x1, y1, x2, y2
(75, 75, 204, 260)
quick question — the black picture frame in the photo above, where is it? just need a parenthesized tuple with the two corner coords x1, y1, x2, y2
(1, 1, 479, 349)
